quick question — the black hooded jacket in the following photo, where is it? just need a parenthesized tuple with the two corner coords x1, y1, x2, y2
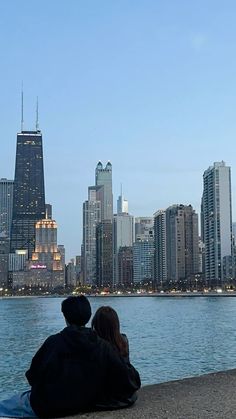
(26, 325, 141, 418)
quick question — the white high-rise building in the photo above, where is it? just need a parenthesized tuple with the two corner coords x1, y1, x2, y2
(202, 161, 232, 286)
(0, 178, 14, 237)
(117, 193, 128, 215)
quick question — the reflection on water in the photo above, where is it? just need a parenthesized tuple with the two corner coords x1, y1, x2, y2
(1, 296, 236, 399)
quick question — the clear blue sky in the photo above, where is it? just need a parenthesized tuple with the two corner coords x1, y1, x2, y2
(1, 1, 236, 260)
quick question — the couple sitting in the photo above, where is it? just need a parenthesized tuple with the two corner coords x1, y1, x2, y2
(0, 296, 141, 418)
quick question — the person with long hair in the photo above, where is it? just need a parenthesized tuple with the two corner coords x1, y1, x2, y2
(92, 305, 140, 410)
(92, 306, 129, 360)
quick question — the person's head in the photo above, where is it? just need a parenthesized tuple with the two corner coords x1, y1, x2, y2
(91, 306, 128, 356)
(61, 295, 91, 327)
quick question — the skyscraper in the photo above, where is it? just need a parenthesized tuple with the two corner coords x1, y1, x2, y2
(154, 205, 199, 287)
(113, 210, 134, 285)
(154, 210, 167, 287)
(95, 161, 113, 221)
(82, 187, 101, 285)
(117, 192, 128, 215)
(0, 178, 14, 237)
(96, 220, 113, 287)
(202, 161, 232, 286)
(10, 130, 46, 258)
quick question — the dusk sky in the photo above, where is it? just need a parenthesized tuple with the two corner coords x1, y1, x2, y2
(1, 1, 236, 260)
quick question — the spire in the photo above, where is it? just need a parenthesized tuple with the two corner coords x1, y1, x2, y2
(36, 96, 39, 130)
(21, 82, 24, 132)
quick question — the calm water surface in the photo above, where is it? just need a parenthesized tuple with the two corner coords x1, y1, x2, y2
(1, 296, 236, 399)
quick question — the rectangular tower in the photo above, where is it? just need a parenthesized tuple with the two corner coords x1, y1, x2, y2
(10, 130, 46, 258)
(0, 178, 14, 237)
(202, 161, 232, 286)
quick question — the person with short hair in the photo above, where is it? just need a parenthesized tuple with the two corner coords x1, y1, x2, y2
(0, 296, 140, 418)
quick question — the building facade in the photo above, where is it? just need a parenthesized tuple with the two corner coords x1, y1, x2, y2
(133, 238, 154, 284)
(154, 205, 199, 287)
(95, 161, 113, 221)
(113, 212, 134, 285)
(201, 161, 232, 286)
(10, 130, 46, 258)
(96, 220, 113, 288)
(82, 187, 101, 285)
(0, 178, 14, 237)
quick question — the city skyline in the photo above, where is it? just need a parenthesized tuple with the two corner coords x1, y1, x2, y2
(1, 1, 236, 259)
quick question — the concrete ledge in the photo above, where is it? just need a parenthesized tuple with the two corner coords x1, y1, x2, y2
(68, 369, 236, 418)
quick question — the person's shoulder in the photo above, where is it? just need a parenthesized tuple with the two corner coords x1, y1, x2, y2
(42, 331, 63, 347)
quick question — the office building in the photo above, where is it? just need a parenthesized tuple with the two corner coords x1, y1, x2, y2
(95, 161, 113, 221)
(82, 187, 101, 285)
(201, 161, 232, 286)
(133, 238, 154, 284)
(113, 211, 134, 285)
(82, 162, 113, 286)
(45, 204, 52, 219)
(0, 232, 9, 287)
(10, 129, 46, 258)
(118, 246, 133, 287)
(29, 218, 64, 288)
(0, 178, 14, 237)
(117, 192, 128, 215)
(96, 220, 113, 288)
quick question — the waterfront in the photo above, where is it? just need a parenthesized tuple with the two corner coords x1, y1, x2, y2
(1, 296, 236, 399)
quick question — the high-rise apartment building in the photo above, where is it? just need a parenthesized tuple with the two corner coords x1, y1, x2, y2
(154, 210, 167, 287)
(154, 205, 199, 287)
(10, 130, 46, 258)
(82, 187, 101, 285)
(0, 178, 14, 237)
(133, 238, 154, 284)
(135, 217, 154, 240)
(201, 161, 232, 286)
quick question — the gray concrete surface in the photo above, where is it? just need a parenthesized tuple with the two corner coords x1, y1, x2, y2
(68, 369, 236, 419)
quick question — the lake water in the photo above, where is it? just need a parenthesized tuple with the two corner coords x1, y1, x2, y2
(1, 296, 236, 400)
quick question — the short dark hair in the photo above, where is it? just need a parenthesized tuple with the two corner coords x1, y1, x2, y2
(61, 296, 91, 326)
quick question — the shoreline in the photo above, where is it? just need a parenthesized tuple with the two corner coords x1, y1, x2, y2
(2, 291, 236, 298)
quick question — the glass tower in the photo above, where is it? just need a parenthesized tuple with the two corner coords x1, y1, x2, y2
(10, 130, 46, 258)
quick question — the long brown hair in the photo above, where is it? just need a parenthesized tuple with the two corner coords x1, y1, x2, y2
(92, 306, 128, 357)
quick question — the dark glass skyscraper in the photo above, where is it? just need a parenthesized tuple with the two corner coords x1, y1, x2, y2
(10, 130, 46, 258)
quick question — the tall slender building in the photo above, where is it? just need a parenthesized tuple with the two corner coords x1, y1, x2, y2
(10, 129, 46, 258)
(0, 178, 14, 236)
(95, 161, 113, 221)
(202, 161, 232, 286)
(82, 186, 101, 285)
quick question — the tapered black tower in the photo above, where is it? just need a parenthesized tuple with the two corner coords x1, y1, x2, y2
(10, 129, 46, 258)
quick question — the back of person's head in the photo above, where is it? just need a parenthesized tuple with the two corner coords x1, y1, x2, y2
(91, 306, 128, 357)
(61, 295, 91, 326)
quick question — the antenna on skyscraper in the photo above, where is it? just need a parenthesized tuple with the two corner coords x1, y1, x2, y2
(21, 82, 24, 132)
(36, 96, 39, 130)
(120, 183, 123, 197)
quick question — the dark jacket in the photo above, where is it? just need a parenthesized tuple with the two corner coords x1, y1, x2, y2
(26, 326, 141, 418)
